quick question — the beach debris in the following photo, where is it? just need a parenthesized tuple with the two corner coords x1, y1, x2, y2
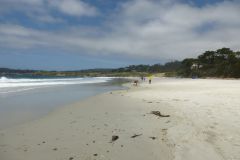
(131, 134, 142, 138)
(53, 147, 58, 151)
(42, 141, 46, 144)
(69, 157, 74, 160)
(92, 140, 95, 143)
(149, 137, 157, 140)
(121, 145, 124, 147)
(93, 153, 98, 156)
(110, 135, 119, 143)
(148, 101, 153, 103)
(150, 111, 170, 117)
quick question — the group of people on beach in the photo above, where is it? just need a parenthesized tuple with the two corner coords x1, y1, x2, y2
(133, 75, 152, 86)
(141, 76, 152, 84)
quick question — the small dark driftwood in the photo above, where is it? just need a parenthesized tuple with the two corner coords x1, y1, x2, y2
(131, 134, 142, 138)
(150, 111, 170, 117)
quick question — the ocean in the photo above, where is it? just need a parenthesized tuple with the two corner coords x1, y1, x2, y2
(0, 76, 127, 130)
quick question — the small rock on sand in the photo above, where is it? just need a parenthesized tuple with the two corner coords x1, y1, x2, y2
(149, 137, 157, 140)
(111, 135, 119, 142)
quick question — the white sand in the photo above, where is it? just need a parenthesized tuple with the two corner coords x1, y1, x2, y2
(0, 78, 240, 160)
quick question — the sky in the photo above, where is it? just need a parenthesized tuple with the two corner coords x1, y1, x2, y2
(0, 0, 239, 70)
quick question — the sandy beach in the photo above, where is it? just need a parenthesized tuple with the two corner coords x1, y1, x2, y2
(0, 78, 240, 160)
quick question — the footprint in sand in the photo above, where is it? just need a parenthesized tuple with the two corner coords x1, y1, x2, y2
(70, 121, 77, 124)
(52, 147, 58, 151)
(166, 120, 171, 123)
(21, 145, 29, 152)
(209, 125, 215, 129)
(0, 144, 7, 148)
(161, 129, 168, 136)
(104, 124, 108, 127)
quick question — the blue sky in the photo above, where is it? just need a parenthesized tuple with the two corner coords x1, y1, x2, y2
(0, 0, 239, 70)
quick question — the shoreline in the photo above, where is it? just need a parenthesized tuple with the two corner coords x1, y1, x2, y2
(0, 78, 133, 131)
(1, 78, 240, 160)
(0, 78, 130, 130)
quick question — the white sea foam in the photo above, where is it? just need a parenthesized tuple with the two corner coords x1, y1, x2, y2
(0, 77, 112, 92)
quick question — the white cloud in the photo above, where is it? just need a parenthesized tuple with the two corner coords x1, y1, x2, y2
(0, 0, 240, 61)
(49, 0, 97, 16)
(0, 0, 98, 21)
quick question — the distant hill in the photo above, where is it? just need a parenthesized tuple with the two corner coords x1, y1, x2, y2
(0, 68, 37, 74)
(0, 61, 181, 77)
(1, 48, 240, 78)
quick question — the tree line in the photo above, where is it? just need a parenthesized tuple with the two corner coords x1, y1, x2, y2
(180, 48, 240, 78)
(114, 61, 181, 73)
(1, 48, 240, 78)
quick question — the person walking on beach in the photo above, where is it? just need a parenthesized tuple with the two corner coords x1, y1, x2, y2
(133, 80, 138, 86)
(148, 75, 152, 84)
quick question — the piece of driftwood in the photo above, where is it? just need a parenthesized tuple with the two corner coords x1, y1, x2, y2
(131, 134, 142, 138)
(150, 111, 170, 117)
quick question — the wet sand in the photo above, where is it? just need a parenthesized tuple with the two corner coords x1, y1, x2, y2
(0, 81, 125, 130)
(0, 78, 240, 160)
